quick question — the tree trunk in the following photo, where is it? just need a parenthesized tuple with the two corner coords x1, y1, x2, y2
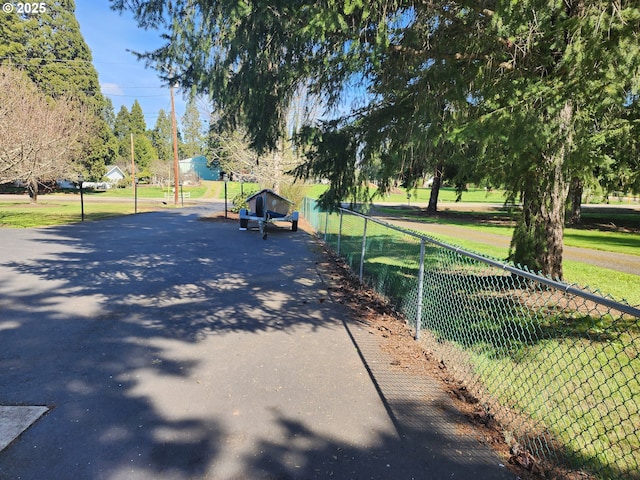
(566, 176, 583, 225)
(510, 102, 573, 280)
(27, 178, 39, 204)
(510, 158, 568, 279)
(510, 175, 546, 273)
(539, 153, 568, 280)
(426, 162, 443, 213)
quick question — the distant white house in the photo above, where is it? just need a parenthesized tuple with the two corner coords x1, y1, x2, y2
(55, 165, 126, 190)
(105, 165, 126, 184)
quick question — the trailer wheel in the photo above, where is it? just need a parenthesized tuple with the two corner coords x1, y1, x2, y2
(254, 195, 264, 217)
(291, 220, 298, 232)
(240, 218, 248, 229)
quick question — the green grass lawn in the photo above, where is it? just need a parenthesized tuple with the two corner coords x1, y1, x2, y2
(0, 200, 163, 228)
(299, 183, 510, 204)
(376, 186, 511, 204)
(473, 332, 639, 478)
(216, 181, 260, 200)
(0, 184, 212, 228)
(374, 205, 640, 256)
(408, 228, 640, 306)
(368, 204, 640, 305)
(97, 184, 208, 199)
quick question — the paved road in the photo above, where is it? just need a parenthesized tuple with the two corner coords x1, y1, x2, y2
(371, 202, 640, 277)
(0, 205, 514, 479)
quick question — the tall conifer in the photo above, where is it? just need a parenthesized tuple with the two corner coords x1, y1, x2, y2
(181, 97, 205, 158)
(151, 109, 173, 162)
(129, 100, 147, 135)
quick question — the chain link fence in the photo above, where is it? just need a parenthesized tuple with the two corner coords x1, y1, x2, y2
(301, 198, 640, 479)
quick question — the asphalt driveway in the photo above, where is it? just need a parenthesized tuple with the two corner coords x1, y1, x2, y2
(0, 205, 514, 479)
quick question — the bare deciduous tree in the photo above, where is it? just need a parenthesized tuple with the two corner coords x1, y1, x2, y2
(149, 158, 173, 187)
(0, 66, 93, 202)
(210, 84, 321, 193)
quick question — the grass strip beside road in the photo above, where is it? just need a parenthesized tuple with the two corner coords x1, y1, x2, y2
(0, 201, 163, 228)
(94, 185, 208, 199)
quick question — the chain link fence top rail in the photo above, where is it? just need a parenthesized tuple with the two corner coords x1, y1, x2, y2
(301, 198, 640, 480)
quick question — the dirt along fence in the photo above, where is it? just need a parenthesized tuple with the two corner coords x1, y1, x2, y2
(301, 198, 640, 480)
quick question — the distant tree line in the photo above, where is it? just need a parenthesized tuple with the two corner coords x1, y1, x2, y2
(107, 96, 206, 185)
(0, 0, 209, 199)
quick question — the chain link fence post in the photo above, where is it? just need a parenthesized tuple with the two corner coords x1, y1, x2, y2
(323, 210, 329, 241)
(415, 238, 425, 340)
(337, 209, 344, 256)
(359, 217, 368, 284)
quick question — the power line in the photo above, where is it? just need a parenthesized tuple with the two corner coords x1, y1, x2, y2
(105, 86, 168, 89)
(105, 93, 170, 98)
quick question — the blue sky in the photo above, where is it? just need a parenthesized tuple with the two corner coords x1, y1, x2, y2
(75, 1, 188, 128)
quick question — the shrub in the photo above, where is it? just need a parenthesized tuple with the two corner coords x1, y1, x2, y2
(279, 182, 308, 211)
(231, 190, 257, 213)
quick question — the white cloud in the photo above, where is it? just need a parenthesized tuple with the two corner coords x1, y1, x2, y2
(101, 83, 124, 96)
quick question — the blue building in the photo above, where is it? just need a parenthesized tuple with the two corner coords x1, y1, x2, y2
(179, 156, 220, 181)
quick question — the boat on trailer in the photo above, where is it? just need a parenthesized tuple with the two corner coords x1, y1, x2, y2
(239, 189, 299, 240)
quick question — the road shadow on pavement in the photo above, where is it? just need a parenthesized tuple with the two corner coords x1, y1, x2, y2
(0, 208, 513, 479)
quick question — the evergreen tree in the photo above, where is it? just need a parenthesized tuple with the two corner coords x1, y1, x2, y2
(181, 97, 205, 158)
(102, 97, 117, 131)
(150, 109, 173, 161)
(86, 120, 118, 180)
(22, 0, 103, 108)
(132, 135, 158, 172)
(114, 105, 131, 140)
(111, 102, 158, 171)
(0, 10, 30, 61)
(467, 1, 640, 278)
(617, 97, 640, 194)
(129, 99, 147, 135)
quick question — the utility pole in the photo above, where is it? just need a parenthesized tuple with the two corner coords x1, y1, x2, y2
(170, 81, 180, 206)
(130, 133, 135, 187)
(131, 133, 137, 213)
